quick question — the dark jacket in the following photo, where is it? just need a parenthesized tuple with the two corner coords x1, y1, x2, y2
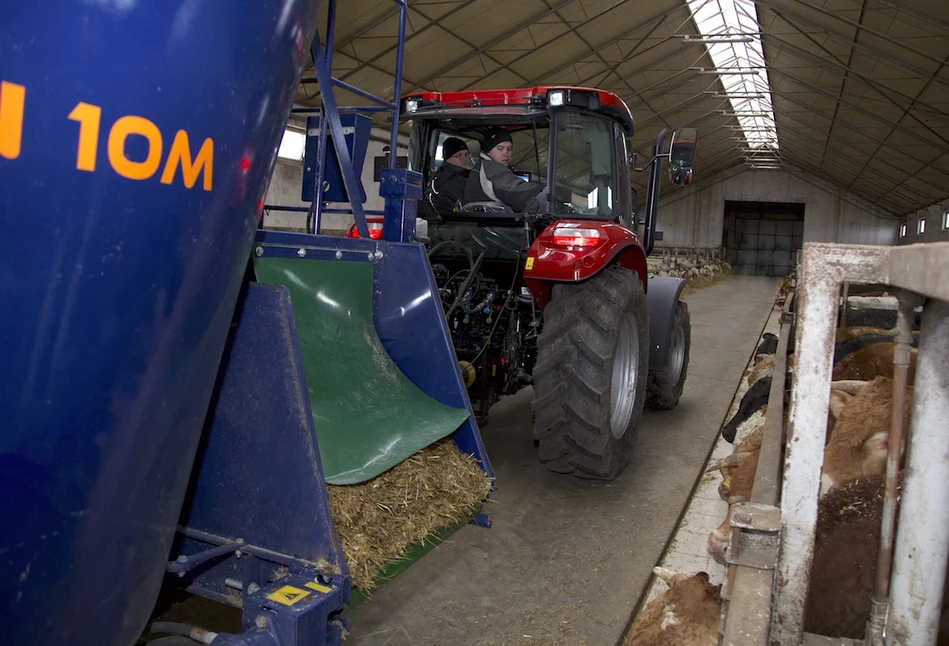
(464, 154, 544, 212)
(429, 163, 469, 212)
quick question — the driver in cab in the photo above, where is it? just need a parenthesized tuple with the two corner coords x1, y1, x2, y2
(465, 127, 545, 212)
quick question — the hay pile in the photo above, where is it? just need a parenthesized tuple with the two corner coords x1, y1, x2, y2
(681, 264, 732, 296)
(327, 438, 492, 591)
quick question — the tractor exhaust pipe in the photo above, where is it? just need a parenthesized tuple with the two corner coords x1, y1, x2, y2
(643, 129, 667, 256)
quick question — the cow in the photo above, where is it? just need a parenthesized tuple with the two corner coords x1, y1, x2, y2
(833, 333, 892, 364)
(754, 333, 778, 357)
(709, 385, 857, 563)
(831, 343, 918, 384)
(624, 567, 721, 646)
(707, 422, 763, 564)
(747, 353, 776, 386)
(820, 376, 913, 497)
(709, 419, 765, 501)
(721, 377, 772, 443)
(834, 332, 920, 365)
(835, 326, 892, 342)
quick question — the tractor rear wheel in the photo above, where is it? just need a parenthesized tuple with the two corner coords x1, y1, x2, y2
(646, 301, 691, 410)
(532, 264, 649, 480)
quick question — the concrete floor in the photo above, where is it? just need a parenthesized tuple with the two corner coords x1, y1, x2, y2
(343, 275, 781, 646)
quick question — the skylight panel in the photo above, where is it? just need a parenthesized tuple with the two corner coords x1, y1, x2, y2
(687, 0, 779, 156)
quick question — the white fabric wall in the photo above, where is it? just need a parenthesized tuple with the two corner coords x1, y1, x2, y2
(655, 167, 898, 248)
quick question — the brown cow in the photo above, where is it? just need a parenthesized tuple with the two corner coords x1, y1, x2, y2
(820, 376, 913, 497)
(625, 567, 721, 646)
(836, 326, 892, 342)
(708, 386, 857, 563)
(707, 422, 763, 564)
(831, 342, 918, 384)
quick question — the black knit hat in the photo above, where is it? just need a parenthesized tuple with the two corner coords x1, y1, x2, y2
(481, 127, 513, 155)
(442, 137, 468, 160)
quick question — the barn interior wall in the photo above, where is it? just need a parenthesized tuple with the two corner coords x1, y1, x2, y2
(655, 169, 898, 249)
(263, 127, 408, 234)
(898, 198, 949, 245)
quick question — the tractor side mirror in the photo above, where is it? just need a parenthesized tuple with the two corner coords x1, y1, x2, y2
(669, 127, 697, 186)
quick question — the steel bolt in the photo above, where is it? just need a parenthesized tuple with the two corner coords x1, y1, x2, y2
(367, 252, 374, 261)
(177, 555, 188, 563)
(374, 250, 384, 259)
(255, 246, 264, 257)
(255, 615, 268, 629)
(297, 248, 307, 257)
(335, 250, 343, 259)
(247, 582, 260, 595)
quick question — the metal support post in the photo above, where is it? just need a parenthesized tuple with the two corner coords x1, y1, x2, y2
(388, 1, 407, 168)
(311, 0, 336, 235)
(772, 243, 889, 645)
(887, 297, 949, 645)
(310, 27, 369, 238)
(380, 168, 421, 243)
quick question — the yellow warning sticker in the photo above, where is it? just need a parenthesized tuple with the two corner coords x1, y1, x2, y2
(525, 257, 535, 270)
(723, 475, 732, 488)
(266, 585, 310, 606)
(305, 581, 332, 594)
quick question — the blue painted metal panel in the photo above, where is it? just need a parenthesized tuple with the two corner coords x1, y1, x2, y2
(380, 167, 422, 243)
(177, 283, 348, 573)
(373, 243, 494, 478)
(0, 2, 323, 644)
(302, 113, 371, 203)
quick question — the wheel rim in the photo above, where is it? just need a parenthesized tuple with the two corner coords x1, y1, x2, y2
(610, 315, 639, 439)
(669, 323, 686, 386)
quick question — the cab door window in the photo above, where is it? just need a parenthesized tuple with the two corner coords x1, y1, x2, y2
(552, 112, 617, 218)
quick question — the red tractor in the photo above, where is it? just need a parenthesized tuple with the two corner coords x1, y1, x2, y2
(396, 86, 696, 480)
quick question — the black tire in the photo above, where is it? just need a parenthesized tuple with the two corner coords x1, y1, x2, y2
(531, 265, 649, 480)
(646, 301, 691, 410)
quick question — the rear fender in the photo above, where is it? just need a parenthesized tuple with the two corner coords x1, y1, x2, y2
(523, 220, 647, 308)
(646, 276, 687, 369)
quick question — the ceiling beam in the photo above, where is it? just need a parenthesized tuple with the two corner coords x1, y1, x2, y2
(399, 0, 575, 94)
(336, 2, 474, 83)
(522, 5, 689, 87)
(766, 13, 949, 126)
(756, 0, 949, 69)
(755, 0, 949, 98)
(868, 0, 949, 35)
(766, 67, 948, 150)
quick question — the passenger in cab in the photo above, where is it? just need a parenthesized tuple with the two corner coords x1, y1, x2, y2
(465, 127, 545, 212)
(429, 137, 470, 212)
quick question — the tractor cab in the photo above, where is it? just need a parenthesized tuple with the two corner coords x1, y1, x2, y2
(400, 86, 697, 253)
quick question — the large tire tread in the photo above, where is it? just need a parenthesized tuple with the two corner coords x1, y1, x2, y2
(646, 301, 691, 410)
(531, 265, 649, 480)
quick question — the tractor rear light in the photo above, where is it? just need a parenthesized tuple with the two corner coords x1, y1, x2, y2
(548, 226, 603, 248)
(344, 218, 384, 239)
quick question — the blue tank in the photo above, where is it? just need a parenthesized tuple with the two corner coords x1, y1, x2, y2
(0, 2, 322, 643)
